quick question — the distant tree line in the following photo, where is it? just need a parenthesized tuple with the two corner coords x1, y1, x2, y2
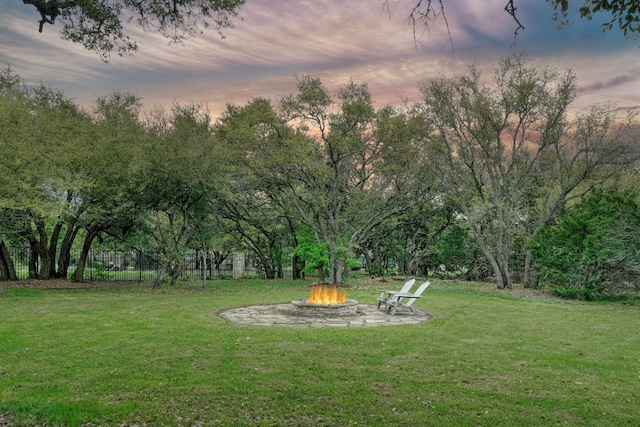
(1, 53, 639, 298)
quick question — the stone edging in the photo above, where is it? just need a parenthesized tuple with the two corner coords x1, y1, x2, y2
(217, 303, 431, 327)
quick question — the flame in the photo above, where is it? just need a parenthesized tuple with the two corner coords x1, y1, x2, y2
(307, 284, 347, 304)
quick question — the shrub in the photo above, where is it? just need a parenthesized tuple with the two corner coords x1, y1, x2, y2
(531, 189, 640, 299)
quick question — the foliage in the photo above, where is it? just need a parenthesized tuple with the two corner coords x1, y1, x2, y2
(2, 62, 640, 298)
(419, 52, 638, 289)
(532, 188, 640, 299)
(22, 0, 245, 60)
(279, 76, 428, 284)
(358, 197, 480, 278)
(142, 102, 221, 286)
(18, 0, 640, 59)
(293, 225, 329, 280)
(212, 98, 296, 280)
(550, 0, 640, 37)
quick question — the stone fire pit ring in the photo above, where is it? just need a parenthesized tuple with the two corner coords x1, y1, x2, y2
(217, 302, 431, 328)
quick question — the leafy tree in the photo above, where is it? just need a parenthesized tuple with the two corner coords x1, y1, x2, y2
(359, 197, 480, 278)
(142, 102, 221, 286)
(532, 188, 640, 299)
(279, 76, 420, 284)
(0, 67, 94, 280)
(69, 91, 148, 281)
(293, 225, 329, 282)
(21, 0, 245, 60)
(419, 54, 572, 288)
(212, 98, 298, 280)
(519, 102, 639, 287)
(419, 53, 638, 289)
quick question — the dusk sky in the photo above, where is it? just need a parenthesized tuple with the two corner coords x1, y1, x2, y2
(1, 0, 639, 119)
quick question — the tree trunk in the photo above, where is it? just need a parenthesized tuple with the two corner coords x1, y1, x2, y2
(153, 259, 166, 288)
(57, 221, 80, 279)
(0, 239, 18, 281)
(497, 260, 512, 289)
(48, 221, 63, 277)
(292, 252, 303, 279)
(523, 250, 538, 288)
(169, 261, 183, 285)
(200, 248, 208, 288)
(473, 236, 510, 289)
(362, 250, 374, 276)
(327, 247, 344, 284)
(27, 237, 38, 279)
(71, 226, 100, 282)
(255, 248, 274, 279)
(34, 219, 51, 279)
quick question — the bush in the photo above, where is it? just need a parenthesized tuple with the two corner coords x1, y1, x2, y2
(531, 189, 640, 299)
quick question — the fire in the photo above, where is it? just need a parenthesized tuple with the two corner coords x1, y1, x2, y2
(307, 284, 347, 304)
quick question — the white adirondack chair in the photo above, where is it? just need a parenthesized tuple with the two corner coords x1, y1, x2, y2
(387, 281, 430, 315)
(377, 279, 415, 311)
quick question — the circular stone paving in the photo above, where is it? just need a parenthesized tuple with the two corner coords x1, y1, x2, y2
(217, 303, 431, 327)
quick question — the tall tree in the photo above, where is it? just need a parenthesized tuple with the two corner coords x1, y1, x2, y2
(419, 53, 638, 289)
(213, 98, 306, 280)
(69, 91, 148, 281)
(0, 68, 92, 279)
(279, 76, 421, 284)
(142, 102, 220, 286)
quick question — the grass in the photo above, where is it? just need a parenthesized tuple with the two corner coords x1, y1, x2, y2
(1, 279, 639, 426)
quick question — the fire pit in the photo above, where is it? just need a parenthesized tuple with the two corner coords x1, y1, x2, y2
(285, 284, 359, 317)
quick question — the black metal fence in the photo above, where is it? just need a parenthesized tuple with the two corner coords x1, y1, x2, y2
(1, 247, 248, 282)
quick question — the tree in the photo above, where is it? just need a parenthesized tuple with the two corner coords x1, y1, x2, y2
(532, 188, 640, 299)
(21, 0, 245, 59)
(279, 76, 423, 284)
(520, 102, 639, 287)
(550, 0, 640, 37)
(213, 98, 298, 280)
(0, 67, 95, 280)
(20, 1, 639, 59)
(69, 91, 149, 281)
(419, 53, 638, 289)
(359, 197, 477, 277)
(142, 102, 221, 286)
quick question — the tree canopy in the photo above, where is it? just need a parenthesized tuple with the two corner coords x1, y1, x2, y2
(21, 0, 245, 59)
(1, 56, 639, 295)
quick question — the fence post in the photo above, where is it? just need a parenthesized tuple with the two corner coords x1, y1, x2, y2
(232, 252, 245, 279)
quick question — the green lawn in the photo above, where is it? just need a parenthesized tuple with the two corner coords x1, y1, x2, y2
(1, 280, 639, 426)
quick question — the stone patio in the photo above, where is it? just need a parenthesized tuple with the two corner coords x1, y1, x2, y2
(217, 302, 431, 327)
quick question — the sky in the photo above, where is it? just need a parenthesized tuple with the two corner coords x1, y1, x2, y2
(1, 0, 639, 119)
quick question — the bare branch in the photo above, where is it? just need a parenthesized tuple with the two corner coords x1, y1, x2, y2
(400, 0, 527, 50)
(405, 0, 454, 52)
(504, 0, 525, 46)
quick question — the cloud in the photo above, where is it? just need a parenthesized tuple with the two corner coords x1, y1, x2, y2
(1, 0, 638, 118)
(581, 69, 640, 93)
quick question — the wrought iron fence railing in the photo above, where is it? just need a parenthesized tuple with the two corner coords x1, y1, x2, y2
(1, 247, 244, 282)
